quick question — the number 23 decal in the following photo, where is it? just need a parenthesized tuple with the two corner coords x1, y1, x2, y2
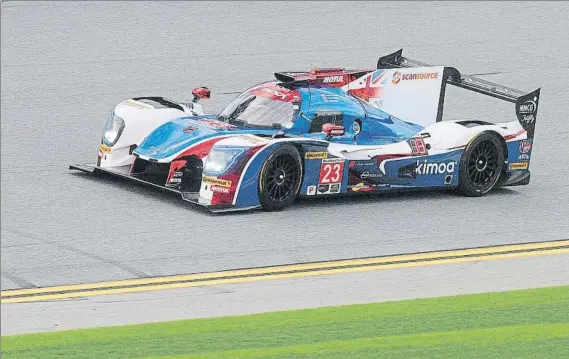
(319, 159, 345, 184)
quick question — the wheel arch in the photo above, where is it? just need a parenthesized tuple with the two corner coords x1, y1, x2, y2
(458, 130, 508, 196)
(471, 130, 508, 180)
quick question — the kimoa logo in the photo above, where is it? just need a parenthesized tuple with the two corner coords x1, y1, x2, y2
(416, 160, 456, 175)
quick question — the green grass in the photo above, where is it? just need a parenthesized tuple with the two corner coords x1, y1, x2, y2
(2, 286, 568, 358)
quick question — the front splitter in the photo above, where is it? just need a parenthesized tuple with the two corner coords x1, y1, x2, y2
(68, 164, 260, 213)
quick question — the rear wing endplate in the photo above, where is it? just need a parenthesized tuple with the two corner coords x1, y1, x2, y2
(377, 49, 540, 138)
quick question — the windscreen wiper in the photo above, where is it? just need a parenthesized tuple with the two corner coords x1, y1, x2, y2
(226, 97, 256, 124)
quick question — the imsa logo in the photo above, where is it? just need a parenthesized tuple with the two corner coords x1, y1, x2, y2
(416, 160, 456, 175)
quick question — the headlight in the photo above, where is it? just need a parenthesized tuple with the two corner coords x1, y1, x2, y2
(102, 112, 125, 146)
(203, 147, 245, 175)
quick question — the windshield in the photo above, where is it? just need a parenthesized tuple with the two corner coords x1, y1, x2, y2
(217, 83, 301, 129)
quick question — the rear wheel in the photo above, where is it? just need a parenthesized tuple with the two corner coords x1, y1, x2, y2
(458, 132, 505, 196)
(258, 144, 303, 211)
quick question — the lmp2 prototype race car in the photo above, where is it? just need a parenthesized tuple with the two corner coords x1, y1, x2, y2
(70, 49, 540, 212)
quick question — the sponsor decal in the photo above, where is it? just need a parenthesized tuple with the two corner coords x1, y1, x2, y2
(392, 71, 401, 84)
(354, 160, 376, 166)
(183, 126, 196, 133)
(203, 176, 232, 187)
(521, 114, 535, 124)
(325, 127, 345, 136)
(322, 75, 344, 83)
(305, 152, 328, 160)
(349, 182, 370, 192)
(444, 175, 454, 185)
(99, 144, 112, 154)
(307, 183, 341, 195)
(372, 183, 390, 189)
(173, 171, 183, 178)
(169, 178, 182, 184)
(518, 99, 537, 124)
(262, 88, 289, 100)
(306, 185, 316, 196)
(519, 100, 536, 114)
(518, 154, 530, 161)
(518, 139, 531, 160)
(360, 171, 383, 179)
(198, 119, 236, 130)
(211, 185, 230, 194)
(519, 139, 531, 154)
(393, 71, 439, 85)
(509, 162, 529, 170)
(416, 160, 456, 175)
(408, 137, 428, 155)
(249, 83, 301, 102)
(319, 158, 344, 184)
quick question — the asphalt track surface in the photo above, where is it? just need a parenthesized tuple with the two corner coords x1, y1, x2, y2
(3, 253, 568, 335)
(1, 1, 569, 332)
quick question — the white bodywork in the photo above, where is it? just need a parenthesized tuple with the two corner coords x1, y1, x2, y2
(343, 66, 446, 127)
(98, 98, 205, 168)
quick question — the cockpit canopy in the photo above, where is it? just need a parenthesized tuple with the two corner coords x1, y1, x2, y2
(217, 82, 301, 129)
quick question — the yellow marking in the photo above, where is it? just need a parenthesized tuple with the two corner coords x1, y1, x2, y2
(2, 241, 568, 304)
(99, 144, 112, 154)
(202, 176, 232, 188)
(509, 162, 529, 170)
(239, 134, 270, 143)
(305, 152, 328, 160)
(125, 99, 154, 109)
(351, 183, 367, 192)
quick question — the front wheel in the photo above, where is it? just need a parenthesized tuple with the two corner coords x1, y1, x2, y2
(458, 132, 505, 196)
(258, 144, 303, 211)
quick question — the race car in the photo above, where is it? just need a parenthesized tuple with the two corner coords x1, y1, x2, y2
(70, 49, 540, 212)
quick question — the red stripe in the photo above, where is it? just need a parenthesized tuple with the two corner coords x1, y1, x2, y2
(175, 137, 229, 160)
(504, 129, 526, 141)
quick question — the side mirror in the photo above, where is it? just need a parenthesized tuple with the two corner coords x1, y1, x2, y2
(192, 87, 211, 103)
(322, 123, 345, 140)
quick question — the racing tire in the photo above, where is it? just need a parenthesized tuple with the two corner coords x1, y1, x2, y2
(258, 144, 303, 211)
(457, 132, 505, 197)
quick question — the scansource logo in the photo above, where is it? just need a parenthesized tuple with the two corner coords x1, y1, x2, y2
(392, 71, 439, 85)
(392, 71, 402, 84)
(416, 160, 456, 175)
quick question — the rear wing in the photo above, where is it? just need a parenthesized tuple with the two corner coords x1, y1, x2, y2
(377, 49, 540, 139)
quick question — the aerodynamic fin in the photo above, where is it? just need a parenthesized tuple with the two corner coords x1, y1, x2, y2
(378, 49, 541, 138)
(515, 88, 540, 140)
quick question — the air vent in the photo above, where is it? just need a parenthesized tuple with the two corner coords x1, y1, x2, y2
(456, 120, 494, 128)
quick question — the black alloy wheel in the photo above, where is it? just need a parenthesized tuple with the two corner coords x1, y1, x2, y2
(258, 144, 303, 211)
(458, 132, 505, 196)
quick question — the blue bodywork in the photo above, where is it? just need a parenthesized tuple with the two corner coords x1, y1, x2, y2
(134, 84, 425, 160)
(130, 81, 529, 210)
